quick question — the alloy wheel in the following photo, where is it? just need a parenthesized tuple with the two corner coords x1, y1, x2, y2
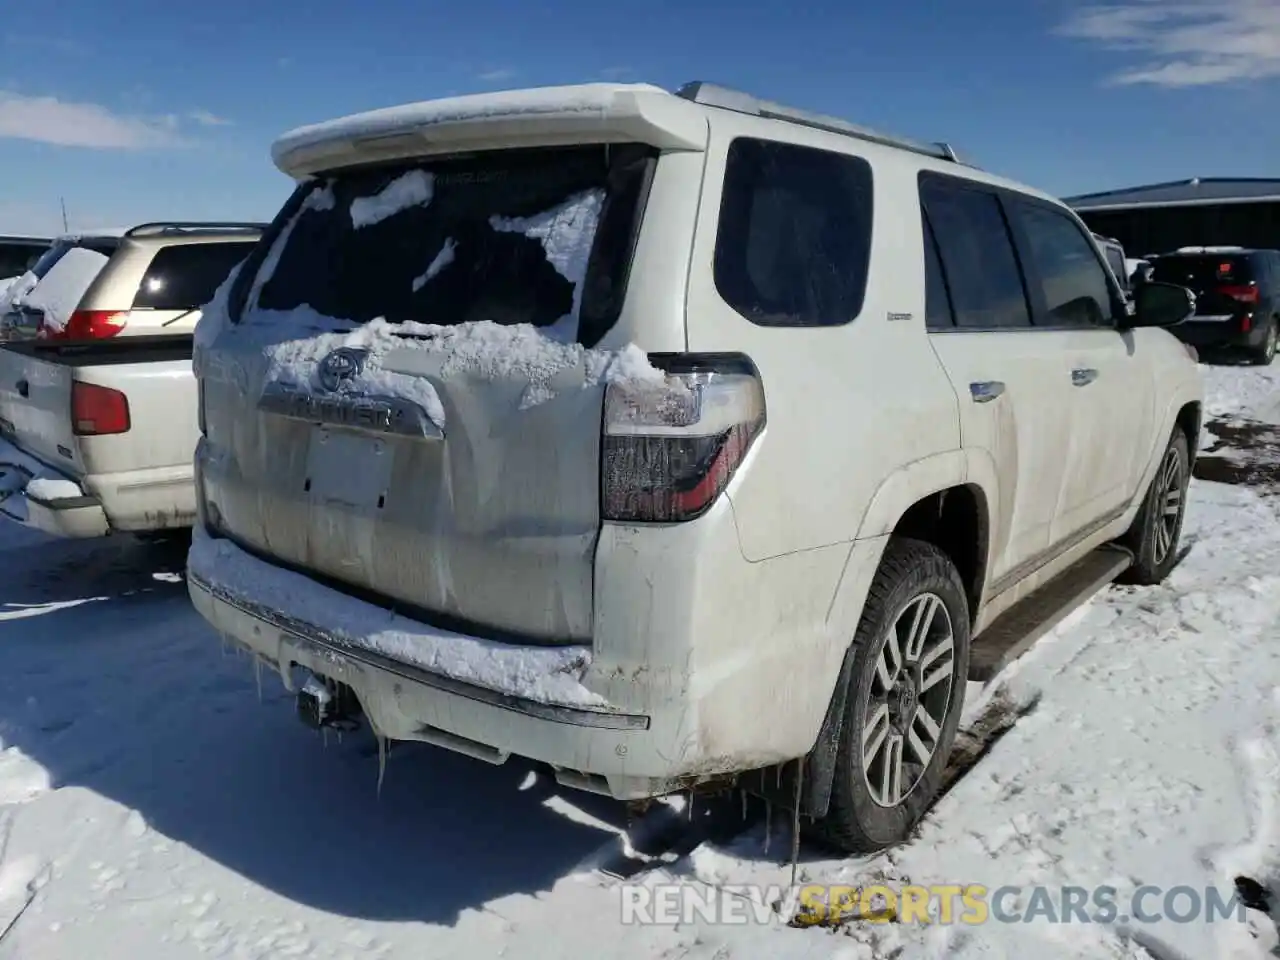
(862, 592, 956, 808)
(1153, 445, 1185, 565)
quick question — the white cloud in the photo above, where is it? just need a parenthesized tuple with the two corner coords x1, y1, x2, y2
(189, 109, 232, 127)
(1058, 0, 1280, 86)
(0, 91, 193, 148)
(477, 68, 516, 83)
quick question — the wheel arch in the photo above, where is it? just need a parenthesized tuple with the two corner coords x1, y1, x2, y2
(745, 472, 993, 819)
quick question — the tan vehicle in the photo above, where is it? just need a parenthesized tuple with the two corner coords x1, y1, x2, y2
(1, 222, 263, 342)
(0, 222, 264, 539)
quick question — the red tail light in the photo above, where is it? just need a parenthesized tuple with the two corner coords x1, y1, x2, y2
(71, 382, 130, 435)
(601, 353, 765, 523)
(38, 310, 127, 341)
(1217, 284, 1259, 304)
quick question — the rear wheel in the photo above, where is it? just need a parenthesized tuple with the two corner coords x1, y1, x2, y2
(1118, 429, 1190, 586)
(1248, 317, 1278, 366)
(816, 538, 970, 852)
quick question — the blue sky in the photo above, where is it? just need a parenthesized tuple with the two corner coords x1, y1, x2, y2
(1, 0, 1278, 236)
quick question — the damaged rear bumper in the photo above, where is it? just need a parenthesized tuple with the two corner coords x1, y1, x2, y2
(188, 566, 647, 731)
(184, 528, 725, 801)
(0, 439, 109, 538)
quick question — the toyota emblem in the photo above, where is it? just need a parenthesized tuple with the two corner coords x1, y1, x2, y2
(317, 348, 368, 392)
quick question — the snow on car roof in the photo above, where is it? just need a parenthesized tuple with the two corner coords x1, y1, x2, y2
(271, 83, 669, 174)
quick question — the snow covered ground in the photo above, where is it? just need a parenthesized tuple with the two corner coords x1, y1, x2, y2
(1, 363, 1278, 960)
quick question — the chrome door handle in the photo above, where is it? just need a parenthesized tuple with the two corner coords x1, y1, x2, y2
(969, 380, 1005, 403)
(1071, 368, 1099, 387)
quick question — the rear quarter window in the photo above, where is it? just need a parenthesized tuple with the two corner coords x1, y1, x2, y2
(713, 137, 874, 327)
(132, 242, 257, 310)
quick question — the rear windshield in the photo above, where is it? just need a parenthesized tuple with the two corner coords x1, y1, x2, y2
(1151, 254, 1255, 288)
(29, 237, 119, 281)
(252, 144, 656, 347)
(133, 241, 256, 310)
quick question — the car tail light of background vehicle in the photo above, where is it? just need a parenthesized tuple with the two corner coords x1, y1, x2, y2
(71, 382, 130, 435)
(1217, 284, 1259, 305)
(37, 310, 127, 341)
(601, 353, 766, 523)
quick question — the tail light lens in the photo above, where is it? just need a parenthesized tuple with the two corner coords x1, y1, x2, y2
(1218, 284, 1259, 304)
(601, 353, 765, 523)
(71, 382, 130, 435)
(38, 310, 127, 341)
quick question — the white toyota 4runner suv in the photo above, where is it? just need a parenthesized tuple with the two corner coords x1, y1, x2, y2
(187, 82, 1202, 851)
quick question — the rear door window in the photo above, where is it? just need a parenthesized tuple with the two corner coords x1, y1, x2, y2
(922, 211, 955, 330)
(713, 137, 874, 327)
(133, 242, 257, 310)
(920, 177, 1031, 330)
(252, 144, 656, 348)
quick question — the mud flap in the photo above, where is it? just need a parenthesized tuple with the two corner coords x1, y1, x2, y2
(739, 641, 857, 819)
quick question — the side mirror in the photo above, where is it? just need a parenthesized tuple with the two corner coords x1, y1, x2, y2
(1124, 281, 1195, 329)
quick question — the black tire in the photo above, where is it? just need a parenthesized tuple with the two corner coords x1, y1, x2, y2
(1117, 429, 1190, 586)
(1247, 317, 1277, 366)
(815, 538, 971, 853)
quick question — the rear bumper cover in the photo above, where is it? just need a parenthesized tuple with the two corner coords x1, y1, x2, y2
(186, 528, 691, 800)
(0, 438, 109, 538)
(187, 559, 647, 732)
(185, 519, 875, 801)
(1174, 315, 1272, 349)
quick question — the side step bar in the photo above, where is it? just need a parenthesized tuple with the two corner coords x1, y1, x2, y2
(968, 545, 1133, 682)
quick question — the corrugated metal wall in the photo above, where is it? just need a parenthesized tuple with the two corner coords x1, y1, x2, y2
(1074, 202, 1280, 257)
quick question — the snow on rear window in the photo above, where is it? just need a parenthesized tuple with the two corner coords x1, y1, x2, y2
(251, 146, 645, 347)
(25, 246, 111, 331)
(412, 238, 456, 292)
(490, 189, 605, 340)
(350, 169, 434, 229)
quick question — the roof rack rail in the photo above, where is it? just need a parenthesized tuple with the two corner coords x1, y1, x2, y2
(674, 81, 971, 166)
(124, 221, 268, 238)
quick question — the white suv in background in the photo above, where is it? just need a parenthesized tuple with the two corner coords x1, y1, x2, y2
(186, 82, 1202, 850)
(0, 223, 263, 342)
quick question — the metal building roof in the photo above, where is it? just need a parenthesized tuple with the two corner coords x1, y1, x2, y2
(1065, 178, 1280, 211)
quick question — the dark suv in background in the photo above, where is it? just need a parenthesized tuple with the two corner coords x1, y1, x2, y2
(1148, 246, 1280, 365)
(0, 235, 51, 280)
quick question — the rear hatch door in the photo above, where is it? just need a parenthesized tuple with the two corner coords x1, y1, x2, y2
(203, 143, 658, 643)
(1151, 253, 1256, 318)
(3, 237, 119, 339)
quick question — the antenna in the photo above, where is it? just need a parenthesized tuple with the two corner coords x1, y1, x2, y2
(60, 197, 69, 233)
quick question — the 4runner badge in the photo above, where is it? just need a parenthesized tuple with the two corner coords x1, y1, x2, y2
(317, 348, 369, 392)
